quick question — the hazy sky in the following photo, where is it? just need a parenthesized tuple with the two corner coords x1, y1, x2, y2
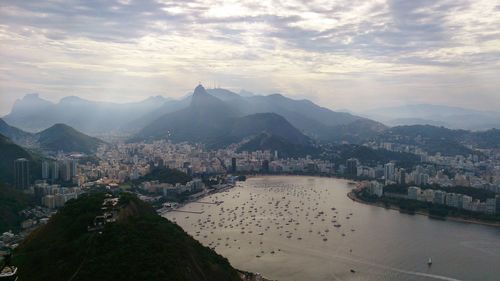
(1, 0, 499, 116)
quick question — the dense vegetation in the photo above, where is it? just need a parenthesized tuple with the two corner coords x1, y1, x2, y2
(238, 132, 320, 158)
(13, 193, 241, 281)
(0, 182, 34, 233)
(326, 144, 420, 168)
(135, 167, 192, 185)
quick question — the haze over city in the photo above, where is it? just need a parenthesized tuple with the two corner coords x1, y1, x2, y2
(1, 0, 500, 116)
(1, 1, 500, 281)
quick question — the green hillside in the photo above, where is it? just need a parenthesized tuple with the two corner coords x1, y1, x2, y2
(36, 123, 104, 153)
(0, 182, 34, 233)
(135, 167, 192, 185)
(238, 132, 319, 158)
(13, 193, 241, 281)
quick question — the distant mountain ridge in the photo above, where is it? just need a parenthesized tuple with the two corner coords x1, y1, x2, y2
(3, 94, 169, 135)
(364, 104, 500, 131)
(207, 89, 386, 142)
(375, 124, 500, 156)
(5, 86, 386, 144)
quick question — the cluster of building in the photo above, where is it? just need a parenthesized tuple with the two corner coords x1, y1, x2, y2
(74, 141, 336, 186)
(13, 155, 81, 191)
(363, 180, 500, 215)
(34, 180, 84, 209)
(406, 186, 500, 215)
(41, 157, 79, 183)
(346, 157, 500, 194)
(1, 206, 54, 251)
(366, 141, 500, 193)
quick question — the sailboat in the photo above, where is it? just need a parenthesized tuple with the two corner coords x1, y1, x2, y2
(428, 257, 432, 266)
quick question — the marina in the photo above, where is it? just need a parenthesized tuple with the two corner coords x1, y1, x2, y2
(164, 176, 500, 281)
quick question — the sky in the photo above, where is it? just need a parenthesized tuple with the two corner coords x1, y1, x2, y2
(1, 0, 499, 116)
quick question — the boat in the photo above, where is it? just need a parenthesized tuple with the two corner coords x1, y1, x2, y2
(428, 257, 432, 266)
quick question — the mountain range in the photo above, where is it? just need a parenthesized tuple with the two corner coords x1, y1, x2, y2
(6, 85, 500, 159)
(3, 93, 168, 135)
(4, 86, 386, 144)
(363, 104, 500, 131)
(134, 85, 315, 154)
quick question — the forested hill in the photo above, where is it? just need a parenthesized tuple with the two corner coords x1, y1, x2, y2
(13, 193, 241, 281)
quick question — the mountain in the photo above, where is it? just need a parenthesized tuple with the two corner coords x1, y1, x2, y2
(137, 85, 236, 143)
(4, 94, 169, 135)
(36, 124, 104, 153)
(135, 85, 317, 153)
(138, 86, 385, 144)
(230, 113, 310, 145)
(238, 132, 319, 158)
(6, 87, 386, 143)
(13, 193, 241, 281)
(0, 118, 35, 146)
(364, 104, 500, 131)
(0, 134, 41, 185)
(124, 98, 191, 134)
(208, 89, 386, 142)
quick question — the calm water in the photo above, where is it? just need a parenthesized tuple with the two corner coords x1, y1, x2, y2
(164, 176, 500, 281)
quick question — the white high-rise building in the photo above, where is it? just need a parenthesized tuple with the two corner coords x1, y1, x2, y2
(384, 162, 395, 182)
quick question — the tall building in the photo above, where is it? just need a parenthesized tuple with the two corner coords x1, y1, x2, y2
(42, 161, 50, 179)
(70, 159, 78, 178)
(52, 162, 59, 181)
(14, 158, 30, 189)
(384, 162, 395, 182)
(60, 160, 72, 182)
(397, 168, 406, 185)
(231, 157, 237, 173)
(346, 158, 358, 176)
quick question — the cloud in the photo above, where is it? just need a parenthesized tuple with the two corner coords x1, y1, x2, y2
(0, 0, 499, 115)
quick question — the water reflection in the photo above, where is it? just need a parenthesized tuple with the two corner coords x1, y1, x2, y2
(164, 176, 500, 281)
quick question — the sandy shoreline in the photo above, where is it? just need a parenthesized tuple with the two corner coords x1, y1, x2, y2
(347, 191, 500, 228)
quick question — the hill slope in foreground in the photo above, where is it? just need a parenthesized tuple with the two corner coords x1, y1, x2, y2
(13, 193, 241, 281)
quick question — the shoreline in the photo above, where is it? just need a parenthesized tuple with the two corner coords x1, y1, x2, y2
(347, 191, 500, 228)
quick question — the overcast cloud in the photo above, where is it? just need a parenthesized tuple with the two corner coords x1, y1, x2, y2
(1, 0, 499, 115)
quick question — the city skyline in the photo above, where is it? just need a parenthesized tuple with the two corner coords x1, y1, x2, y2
(1, 0, 500, 116)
